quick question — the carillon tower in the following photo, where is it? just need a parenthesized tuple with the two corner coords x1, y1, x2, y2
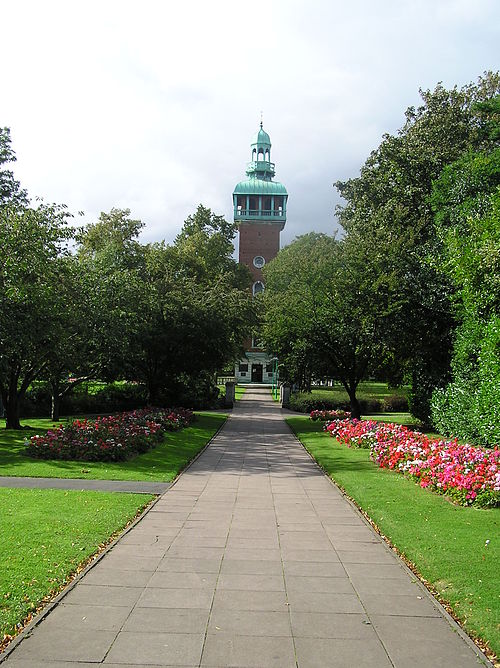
(233, 122, 288, 383)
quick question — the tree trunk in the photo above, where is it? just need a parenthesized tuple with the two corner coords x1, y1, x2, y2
(347, 389, 361, 420)
(4, 396, 22, 429)
(50, 378, 61, 421)
(51, 393, 61, 421)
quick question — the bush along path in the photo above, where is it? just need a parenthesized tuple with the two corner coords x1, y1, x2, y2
(25, 408, 194, 462)
(322, 417, 500, 508)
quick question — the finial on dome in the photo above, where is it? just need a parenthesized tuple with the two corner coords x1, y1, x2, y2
(260, 110, 263, 129)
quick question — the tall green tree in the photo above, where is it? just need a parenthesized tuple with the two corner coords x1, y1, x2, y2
(0, 202, 73, 428)
(430, 99, 500, 445)
(263, 233, 387, 418)
(128, 206, 254, 405)
(334, 72, 500, 422)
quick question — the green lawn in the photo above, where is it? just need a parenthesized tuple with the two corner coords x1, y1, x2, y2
(310, 381, 408, 401)
(287, 417, 500, 660)
(0, 488, 153, 644)
(0, 413, 226, 481)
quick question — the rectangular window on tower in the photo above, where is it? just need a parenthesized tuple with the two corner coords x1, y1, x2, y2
(274, 196, 283, 214)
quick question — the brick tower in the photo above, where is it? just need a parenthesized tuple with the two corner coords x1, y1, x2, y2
(233, 123, 288, 383)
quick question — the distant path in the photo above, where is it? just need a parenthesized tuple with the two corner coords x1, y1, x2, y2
(1, 386, 491, 667)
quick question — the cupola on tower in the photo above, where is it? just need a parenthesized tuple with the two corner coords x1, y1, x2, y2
(233, 122, 288, 383)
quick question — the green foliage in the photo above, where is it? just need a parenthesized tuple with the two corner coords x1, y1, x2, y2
(0, 488, 152, 641)
(0, 127, 27, 205)
(21, 381, 147, 418)
(288, 417, 500, 658)
(263, 233, 388, 417)
(287, 383, 408, 414)
(126, 205, 254, 405)
(334, 72, 500, 423)
(430, 101, 500, 445)
(432, 317, 500, 447)
(0, 201, 74, 428)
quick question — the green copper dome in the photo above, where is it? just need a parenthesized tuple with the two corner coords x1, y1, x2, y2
(233, 122, 288, 228)
(233, 179, 287, 195)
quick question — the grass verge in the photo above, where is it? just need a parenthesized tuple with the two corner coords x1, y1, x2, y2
(0, 413, 226, 481)
(0, 488, 153, 645)
(309, 381, 408, 401)
(287, 416, 500, 662)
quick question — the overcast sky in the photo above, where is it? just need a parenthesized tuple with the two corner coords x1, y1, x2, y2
(2, 0, 499, 248)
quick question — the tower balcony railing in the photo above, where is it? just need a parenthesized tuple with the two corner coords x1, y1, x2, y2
(246, 160, 275, 174)
(234, 208, 286, 220)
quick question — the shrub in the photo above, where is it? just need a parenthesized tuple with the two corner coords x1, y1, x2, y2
(25, 407, 194, 462)
(431, 317, 500, 448)
(288, 393, 384, 414)
(383, 394, 409, 412)
(288, 394, 350, 413)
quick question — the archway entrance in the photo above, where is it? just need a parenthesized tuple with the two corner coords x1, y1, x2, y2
(251, 363, 263, 382)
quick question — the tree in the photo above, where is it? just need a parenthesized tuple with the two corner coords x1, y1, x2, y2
(430, 100, 500, 445)
(0, 127, 27, 206)
(133, 207, 253, 405)
(334, 72, 500, 422)
(263, 233, 387, 418)
(0, 202, 73, 428)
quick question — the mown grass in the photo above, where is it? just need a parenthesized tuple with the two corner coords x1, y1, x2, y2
(0, 413, 226, 481)
(287, 416, 500, 659)
(0, 488, 153, 642)
(306, 381, 407, 402)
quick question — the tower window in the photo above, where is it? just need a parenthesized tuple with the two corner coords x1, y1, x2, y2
(253, 281, 264, 296)
(253, 256, 265, 268)
(274, 196, 283, 211)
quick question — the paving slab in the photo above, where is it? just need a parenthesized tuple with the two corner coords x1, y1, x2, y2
(1, 387, 492, 667)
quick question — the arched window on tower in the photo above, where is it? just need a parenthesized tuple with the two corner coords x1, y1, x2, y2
(253, 281, 264, 296)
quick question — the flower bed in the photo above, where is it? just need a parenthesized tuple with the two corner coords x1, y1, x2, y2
(25, 407, 194, 462)
(325, 419, 500, 507)
(310, 409, 351, 421)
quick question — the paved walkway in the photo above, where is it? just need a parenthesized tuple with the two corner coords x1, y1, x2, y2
(1, 388, 489, 667)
